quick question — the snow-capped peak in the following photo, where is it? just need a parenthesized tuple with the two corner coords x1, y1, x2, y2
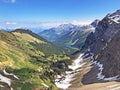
(107, 10, 120, 23)
(109, 15, 120, 23)
(57, 23, 76, 30)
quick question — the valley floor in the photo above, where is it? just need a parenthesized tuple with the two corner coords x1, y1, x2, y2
(69, 81, 120, 90)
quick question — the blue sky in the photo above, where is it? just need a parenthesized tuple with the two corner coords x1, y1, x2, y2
(0, 0, 120, 30)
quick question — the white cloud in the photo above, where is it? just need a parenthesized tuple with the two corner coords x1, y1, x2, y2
(71, 20, 92, 25)
(5, 22, 17, 25)
(39, 21, 68, 29)
(3, 0, 16, 3)
(38, 20, 92, 29)
(0, 20, 92, 30)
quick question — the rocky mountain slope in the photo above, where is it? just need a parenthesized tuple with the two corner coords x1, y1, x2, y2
(0, 29, 70, 90)
(81, 10, 120, 84)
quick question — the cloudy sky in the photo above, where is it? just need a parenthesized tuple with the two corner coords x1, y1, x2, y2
(0, 0, 120, 31)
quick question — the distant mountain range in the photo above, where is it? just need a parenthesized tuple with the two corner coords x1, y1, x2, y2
(39, 21, 99, 50)
(38, 23, 80, 42)
(53, 24, 95, 49)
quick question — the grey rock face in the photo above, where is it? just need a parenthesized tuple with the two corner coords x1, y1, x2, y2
(98, 31, 120, 78)
(82, 9, 120, 79)
(91, 19, 100, 28)
(82, 10, 120, 54)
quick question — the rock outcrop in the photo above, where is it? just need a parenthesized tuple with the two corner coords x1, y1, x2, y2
(82, 10, 120, 83)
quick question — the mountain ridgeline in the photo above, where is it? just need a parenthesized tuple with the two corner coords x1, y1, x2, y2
(39, 22, 98, 51)
(81, 10, 120, 84)
(0, 29, 71, 90)
(1, 9, 120, 90)
(53, 25, 95, 49)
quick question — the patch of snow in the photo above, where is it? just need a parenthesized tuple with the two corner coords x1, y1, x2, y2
(83, 53, 89, 57)
(0, 84, 4, 87)
(73, 31, 77, 36)
(90, 52, 94, 56)
(55, 81, 71, 90)
(87, 48, 90, 52)
(3, 69, 19, 80)
(97, 62, 105, 80)
(92, 60, 97, 64)
(70, 31, 75, 35)
(55, 53, 85, 90)
(68, 54, 84, 70)
(55, 71, 76, 90)
(83, 26, 95, 33)
(0, 71, 16, 90)
(89, 49, 120, 81)
(108, 15, 120, 23)
(96, 62, 119, 81)
(104, 75, 119, 81)
(71, 39, 79, 45)
(0, 74, 14, 90)
(97, 71, 105, 80)
(57, 75, 62, 78)
(0, 74, 11, 86)
(11, 87, 14, 90)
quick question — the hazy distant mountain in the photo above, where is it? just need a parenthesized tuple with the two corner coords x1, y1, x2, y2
(38, 23, 81, 41)
(54, 25, 95, 49)
(38, 22, 97, 50)
(0, 22, 44, 33)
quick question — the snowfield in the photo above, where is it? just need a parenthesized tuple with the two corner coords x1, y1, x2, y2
(3, 69, 19, 80)
(55, 53, 86, 90)
(0, 69, 19, 90)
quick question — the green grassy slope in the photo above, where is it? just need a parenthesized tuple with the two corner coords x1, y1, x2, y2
(0, 29, 70, 90)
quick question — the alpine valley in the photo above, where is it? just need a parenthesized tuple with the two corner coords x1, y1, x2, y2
(1, 9, 120, 90)
(39, 10, 120, 90)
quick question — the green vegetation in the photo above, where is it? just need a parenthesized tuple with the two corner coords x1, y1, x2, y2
(54, 30, 90, 51)
(0, 29, 71, 90)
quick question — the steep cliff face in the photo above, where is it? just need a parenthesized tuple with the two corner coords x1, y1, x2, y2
(82, 10, 120, 83)
(97, 31, 120, 77)
(82, 10, 120, 55)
